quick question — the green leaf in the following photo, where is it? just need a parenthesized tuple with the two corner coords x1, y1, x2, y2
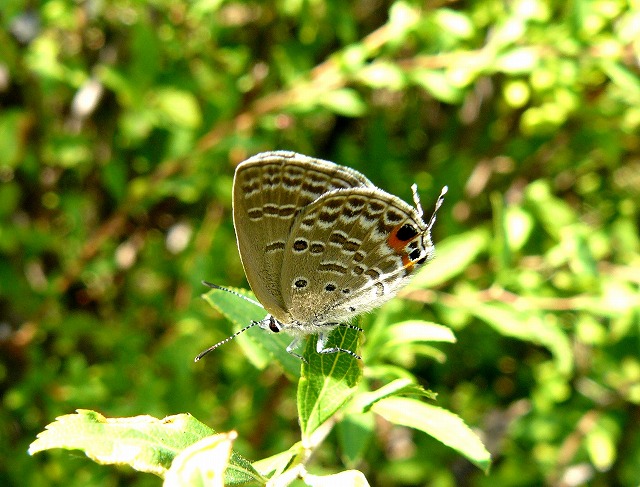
(351, 378, 436, 413)
(225, 445, 266, 484)
(337, 412, 375, 467)
(494, 47, 539, 74)
(470, 303, 574, 376)
(410, 69, 463, 103)
(585, 416, 618, 471)
(29, 410, 263, 484)
(365, 364, 419, 383)
(164, 432, 236, 487)
(365, 320, 455, 365)
(505, 205, 534, 251)
(25, 37, 65, 81)
(382, 320, 456, 347)
(387, 1, 420, 43)
(298, 327, 363, 440)
(600, 60, 640, 102)
(251, 442, 303, 479)
(153, 88, 202, 129)
(319, 89, 367, 117)
(433, 9, 474, 39)
(164, 431, 266, 486)
(202, 286, 302, 377)
(405, 228, 490, 290)
(303, 469, 371, 486)
(525, 180, 578, 239)
(28, 410, 215, 477)
(357, 61, 406, 90)
(371, 398, 491, 472)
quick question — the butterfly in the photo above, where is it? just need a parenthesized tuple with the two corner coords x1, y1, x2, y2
(197, 151, 446, 362)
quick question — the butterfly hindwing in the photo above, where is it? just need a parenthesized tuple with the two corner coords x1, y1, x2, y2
(279, 187, 435, 325)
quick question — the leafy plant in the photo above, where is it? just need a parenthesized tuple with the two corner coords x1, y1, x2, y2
(2, 0, 639, 485)
(30, 287, 490, 485)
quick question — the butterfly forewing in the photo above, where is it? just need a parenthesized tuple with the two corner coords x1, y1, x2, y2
(233, 151, 374, 320)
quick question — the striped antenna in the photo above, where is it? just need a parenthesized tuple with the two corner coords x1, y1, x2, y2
(411, 183, 424, 220)
(427, 186, 448, 232)
(194, 282, 261, 362)
(194, 321, 259, 362)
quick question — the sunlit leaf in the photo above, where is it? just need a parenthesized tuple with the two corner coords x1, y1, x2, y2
(471, 303, 574, 376)
(372, 397, 491, 472)
(298, 327, 362, 440)
(251, 442, 303, 479)
(350, 378, 436, 413)
(358, 61, 406, 90)
(153, 88, 202, 129)
(164, 432, 236, 487)
(410, 69, 463, 103)
(28, 410, 211, 477)
(304, 469, 370, 486)
(319, 89, 367, 117)
(202, 286, 302, 377)
(29, 410, 262, 484)
(405, 228, 490, 290)
(494, 47, 539, 74)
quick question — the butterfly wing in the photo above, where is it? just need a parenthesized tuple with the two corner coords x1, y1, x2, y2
(279, 186, 435, 327)
(232, 151, 373, 321)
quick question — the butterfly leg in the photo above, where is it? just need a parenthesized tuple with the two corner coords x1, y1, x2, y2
(339, 323, 363, 332)
(316, 330, 362, 360)
(286, 337, 308, 363)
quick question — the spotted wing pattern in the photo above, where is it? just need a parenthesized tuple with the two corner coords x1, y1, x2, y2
(232, 151, 373, 321)
(280, 187, 434, 327)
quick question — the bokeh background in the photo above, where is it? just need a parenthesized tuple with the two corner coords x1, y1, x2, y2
(1, 0, 639, 485)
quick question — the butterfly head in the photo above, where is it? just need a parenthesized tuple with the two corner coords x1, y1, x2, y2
(259, 314, 283, 333)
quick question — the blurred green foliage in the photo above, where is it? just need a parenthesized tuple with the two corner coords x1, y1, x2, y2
(1, 0, 639, 485)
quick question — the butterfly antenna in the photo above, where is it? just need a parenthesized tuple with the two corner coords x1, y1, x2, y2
(202, 281, 262, 308)
(196, 281, 264, 362)
(195, 320, 260, 362)
(426, 186, 448, 232)
(411, 183, 424, 220)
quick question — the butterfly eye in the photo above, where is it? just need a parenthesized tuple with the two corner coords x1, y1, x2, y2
(269, 319, 281, 333)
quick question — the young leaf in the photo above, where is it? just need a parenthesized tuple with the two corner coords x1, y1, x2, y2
(251, 442, 303, 480)
(28, 410, 215, 477)
(366, 320, 455, 361)
(28, 410, 263, 484)
(371, 397, 491, 472)
(202, 286, 302, 376)
(298, 327, 362, 440)
(350, 378, 436, 413)
(410, 69, 463, 103)
(164, 431, 264, 486)
(164, 432, 237, 487)
(153, 87, 202, 129)
(404, 228, 490, 290)
(337, 412, 375, 467)
(303, 469, 371, 487)
(319, 88, 367, 117)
